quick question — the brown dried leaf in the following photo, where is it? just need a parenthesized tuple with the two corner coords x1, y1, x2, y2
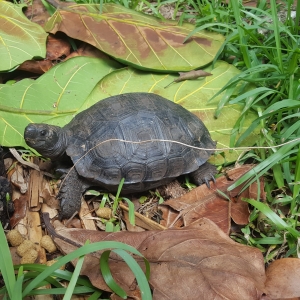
(66, 43, 113, 61)
(18, 34, 71, 74)
(51, 218, 266, 300)
(161, 165, 261, 233)
(160, 205, 184, 228)
(10, 195, 28, 227)
(264, 258, 300, 299)
(40, 188, 60, 210)
(18, 60, 53, 74)
(44, 3, 224, 72)
(24, 0, 51, 27)
(9, 165, 28, 194)
(46, 34, 71, 60)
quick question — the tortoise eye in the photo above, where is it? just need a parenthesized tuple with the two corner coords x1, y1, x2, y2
(40, 130, 47, 136)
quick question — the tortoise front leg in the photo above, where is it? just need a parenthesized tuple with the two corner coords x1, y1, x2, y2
(190, 162, 217, 188)
(57, 168, 89, 219)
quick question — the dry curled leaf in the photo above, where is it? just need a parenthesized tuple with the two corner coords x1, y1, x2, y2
(10, 195, 28, 228)
(18, 34, 71, 74)
(50, 217, 266, 300)
(9, 166, 28, 194)
(264, 258, 300, 299)
(24, 0, 51, 27)
(160, 165, 264, 234)
(44, 3, 225, 72)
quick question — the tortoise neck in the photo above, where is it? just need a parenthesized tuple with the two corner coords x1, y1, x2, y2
(40, 126, 69, 161)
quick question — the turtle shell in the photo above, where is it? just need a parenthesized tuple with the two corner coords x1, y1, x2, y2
(64, 93, 216, 192)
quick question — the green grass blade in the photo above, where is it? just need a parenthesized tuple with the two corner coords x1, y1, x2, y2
(183, 23, 234, 43)
(112, 249, 152, 300)
(229, 87, 274, 105)
(120, 197, 135, 225)
(100, 248, 151, 299)
(27, 286, 96, 296)
(22, 241, 149, 297)
(253, 237, 284, 245)
(19, 264, 95, 288)
(208, 64, 280, 105)
(294, 0, 300, 34)
(281, 120, 300, 141)
(270, 0, 283, 72)
(13, 267, 24, 300)
(63, 246, 87, 300)
(228, 140, 300, 192)
(88, 290, 103, 300)
(231, 1, 251, 68)
(244, 199, 300, 238)
(292, 147, 300, 211)
(112, 178, 125, 213)
(263, 99, 300, 115)
(100, 250, 127, 298)
(0, 223, 16, 299)
(272, 164, 284, 189)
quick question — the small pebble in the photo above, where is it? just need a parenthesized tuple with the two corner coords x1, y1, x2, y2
(6, 229, 24, 247)
(96, 207, 112, 219)
(40, 235, 57, 253)
(21, 248, 38, 264)
(17, 239, 35, 257)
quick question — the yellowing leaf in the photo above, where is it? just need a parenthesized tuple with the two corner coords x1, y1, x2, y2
(0, 1, 47, 71)
(0, 56, 120, 147)
(44, 3, 225, 72)
(0, 57, 257, 164)
(84, 61, 258, 164)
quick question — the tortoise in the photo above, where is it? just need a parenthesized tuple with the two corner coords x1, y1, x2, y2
(24, 93, 217, 219)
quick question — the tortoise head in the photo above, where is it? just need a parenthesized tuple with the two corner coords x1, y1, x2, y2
(24, 123, 67, 160)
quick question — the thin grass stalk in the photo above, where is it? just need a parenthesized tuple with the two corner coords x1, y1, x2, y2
(292, 147, 300, 212)
(294, 0, 300, 35)
(99, 0, 103, 13)
(0, 223, 16, 299)
(230, 1, 251, 68)
(270, 0, 283, 72)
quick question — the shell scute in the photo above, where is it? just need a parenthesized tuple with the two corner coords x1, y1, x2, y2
(64, 93, 215, 189)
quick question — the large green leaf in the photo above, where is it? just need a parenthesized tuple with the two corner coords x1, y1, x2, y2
(44, 3, 224, 72)
(0, 1, 48, 72)
(83, 61, 258, 164)
(0, 56, 121, 147)
(0, 56, 257, 164)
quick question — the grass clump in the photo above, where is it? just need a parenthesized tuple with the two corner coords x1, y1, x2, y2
(197, 0, 300, 260)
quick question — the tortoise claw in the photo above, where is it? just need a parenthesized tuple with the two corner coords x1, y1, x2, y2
(204, 178, 211, 188)
(190, 162, 217, 188)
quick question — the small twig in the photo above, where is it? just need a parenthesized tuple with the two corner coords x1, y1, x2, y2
(9, 148, 40, 171)
(43, 212, 82, 248)
(9, 148, 55, 178)
(164, 70, 212, 88)
(64, 211, 79, 227)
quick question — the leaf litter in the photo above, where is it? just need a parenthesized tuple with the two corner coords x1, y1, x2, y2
(1, 0, 300, 299)
(49, 217, 266, 300)
(160, 164, 258, 234)
(4, 152, 300, 299)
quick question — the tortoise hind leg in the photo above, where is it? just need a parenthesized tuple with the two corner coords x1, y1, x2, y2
(57, 168, 90, 220)
(190, 162, 217, 188)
